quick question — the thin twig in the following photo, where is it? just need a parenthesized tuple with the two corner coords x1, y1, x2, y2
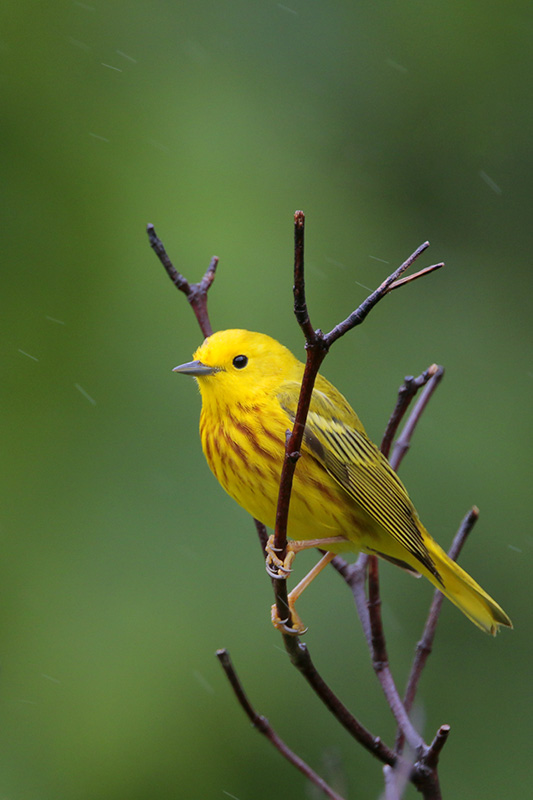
(380, 365, 441, 460)
(390, 367, 445, 472)
(146, 224, 217, 338)
(383, 765, 398, 800)
(272, 213, 328, 628)
(395, 508, 479, 754)
(424, 724, 451, 770)
(364, 365, 444, 747)
(216, 649, 346, 800)
(329, 555, 373, 645)
(388, 263, 444, 291)
(293, 210, 315, 341)
(324, 241, 431, 347)
(254, 518, 269, 557)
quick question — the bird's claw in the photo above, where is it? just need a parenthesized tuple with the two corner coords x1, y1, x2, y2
(266, 562, 291, 579)
(265, 534, 294, 579)
(271, 603, 308, 636)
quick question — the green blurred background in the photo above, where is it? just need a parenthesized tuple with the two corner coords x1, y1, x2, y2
(2, 2, 531, 798)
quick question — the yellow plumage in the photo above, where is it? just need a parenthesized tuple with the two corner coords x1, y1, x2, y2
(174, 329, 512, 635)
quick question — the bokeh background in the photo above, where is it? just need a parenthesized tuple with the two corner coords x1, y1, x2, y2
(2, 2, 531, 798)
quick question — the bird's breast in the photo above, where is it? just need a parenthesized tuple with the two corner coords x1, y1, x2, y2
(199, 403, 285, 526)
(198, 403, 362, 547)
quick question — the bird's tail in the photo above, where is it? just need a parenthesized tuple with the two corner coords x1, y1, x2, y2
(423, 542, 512, 635)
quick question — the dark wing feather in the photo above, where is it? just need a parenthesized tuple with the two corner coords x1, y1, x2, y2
(277, 380, 439, 579)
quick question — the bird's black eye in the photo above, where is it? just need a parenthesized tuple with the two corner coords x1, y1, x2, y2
(232, 355, 248, 369)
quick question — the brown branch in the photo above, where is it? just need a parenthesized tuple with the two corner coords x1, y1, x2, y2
(388, 262, 444, 291)
(254, 518, 269, 557)
(324, 241, 432, 347)
(403, 723, 450, 800)
(424, 724, 451, 771)
(272, 212, 328, 628)
(146, 223, 217, 338)
(280, 638, 397, 767)
(390, 366, 445, 472)
(380, 365, 442, 460)
(395, 508, 479, 754)
(293, 210, 315, 341)
(302, 355, 450, 797)
(216, 649, 347, 800)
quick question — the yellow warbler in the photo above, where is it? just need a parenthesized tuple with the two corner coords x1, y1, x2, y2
(174, 329, 512, 635)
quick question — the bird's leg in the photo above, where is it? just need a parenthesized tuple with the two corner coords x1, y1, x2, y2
(271, 551, 337, 635)
(265, 533, 347, 578)
(265, 536, 345, 635)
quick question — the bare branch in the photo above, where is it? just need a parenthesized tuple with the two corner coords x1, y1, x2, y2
(268, 223, 444, 772)
(383, 755, 415, 800)
(293, 210, 315, 342)
(253, 518, 269, 557)
(390, 366, 445, 472)
(324, 241, 432, 347)
(425, 724, 451, 771)
(380, 365, 441, 460)
(146, 223, 217, 338)
(216, 649, 346, 800)
(388, 262, 444, 292)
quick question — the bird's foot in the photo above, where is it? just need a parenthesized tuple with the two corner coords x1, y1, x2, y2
(271, 601, 308, 636)
(265, 534, 295, 579)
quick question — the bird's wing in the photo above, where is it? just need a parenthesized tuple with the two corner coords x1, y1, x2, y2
(276, 380, 439, 579)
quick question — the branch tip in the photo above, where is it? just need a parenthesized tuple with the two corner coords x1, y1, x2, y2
(388, 262, 445, 293)
(425, 724, 451, 769)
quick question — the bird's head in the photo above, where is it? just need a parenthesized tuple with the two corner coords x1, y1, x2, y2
(173, 329, 302, 409)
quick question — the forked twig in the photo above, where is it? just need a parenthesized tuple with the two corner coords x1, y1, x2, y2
(147, 223, 217, 338)
(380, 365, 443, 460)
(390, 367, 445, 472)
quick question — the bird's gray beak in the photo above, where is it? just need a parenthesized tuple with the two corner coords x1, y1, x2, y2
(172, 360, 218, 376)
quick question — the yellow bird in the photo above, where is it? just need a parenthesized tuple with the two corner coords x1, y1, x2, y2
(174, 329, 512, 636)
